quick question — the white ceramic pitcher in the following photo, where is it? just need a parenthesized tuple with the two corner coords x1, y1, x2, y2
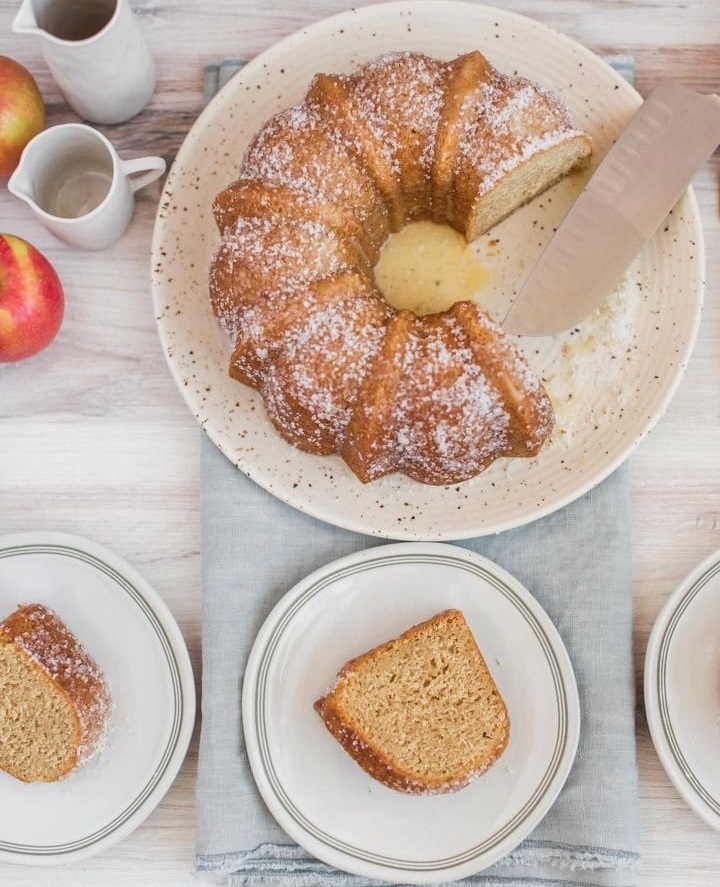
(8, 123, 166, 250)
(12, 0, 155, 124)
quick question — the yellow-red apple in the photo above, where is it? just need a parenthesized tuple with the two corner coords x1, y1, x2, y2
(0, 57, 45, 179)
(0, 234, 64, 362)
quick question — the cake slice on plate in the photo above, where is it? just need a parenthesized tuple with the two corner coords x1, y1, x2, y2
(315, 608, 510, 794)
(0, 603, 111, 783)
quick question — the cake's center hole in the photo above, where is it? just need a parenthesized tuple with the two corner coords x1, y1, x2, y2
(375, 221, 489, 316)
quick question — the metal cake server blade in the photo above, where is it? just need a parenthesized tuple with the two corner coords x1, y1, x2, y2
(503, 80, 720, 337)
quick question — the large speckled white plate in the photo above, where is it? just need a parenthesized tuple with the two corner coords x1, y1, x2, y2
(242, 543, 579, 883)
(151, 1, 703, 540)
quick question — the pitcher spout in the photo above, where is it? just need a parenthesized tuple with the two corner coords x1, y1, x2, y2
(12, 0, 40, 34)
(7, 165, 36, 208)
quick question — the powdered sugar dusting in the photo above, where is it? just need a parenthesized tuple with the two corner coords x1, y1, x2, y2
(333, 52, 447, 194)
(262, 297, 388, 450)
(457, 71, 583, 195)
(396, 315, 512, 482)
(210, 214, 357, 336)
(241, 99, 386, 237)
(537, 266, 641, 447)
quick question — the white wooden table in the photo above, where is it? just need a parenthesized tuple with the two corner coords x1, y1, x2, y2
(1, 0, 719, 884)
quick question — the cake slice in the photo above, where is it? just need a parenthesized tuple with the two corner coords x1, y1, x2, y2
(0, 603, 111, 783)
(450, 68, 592, 238)
(314, 609, 510, 794)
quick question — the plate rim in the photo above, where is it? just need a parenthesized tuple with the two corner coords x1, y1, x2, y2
(644, 547, 720, 832)
(242, 541, 580, 883)
(0, 530, 196, 865)
(151, 0, 704, 541)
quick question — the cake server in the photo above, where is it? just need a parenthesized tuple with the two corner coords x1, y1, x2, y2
(503, 79, 720, 337)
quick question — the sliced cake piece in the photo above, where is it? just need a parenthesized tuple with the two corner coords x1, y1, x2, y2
(0, 603, 111, 783)
(315, 609, 510, 794)
(450, 68, 592, 238)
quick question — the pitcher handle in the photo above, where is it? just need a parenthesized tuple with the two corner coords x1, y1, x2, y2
(121, 156, 166, 193)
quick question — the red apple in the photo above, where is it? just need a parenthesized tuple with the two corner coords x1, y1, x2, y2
(0, 57, 46, 179)
(0, 233, 64, 362)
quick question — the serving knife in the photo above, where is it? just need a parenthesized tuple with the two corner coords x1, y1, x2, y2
(503, 80, 720, 337)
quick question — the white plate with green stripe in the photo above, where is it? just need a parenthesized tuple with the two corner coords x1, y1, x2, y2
(242, 543, 580, 883)
(645, 549, 720, 832)
(0, 532, 195, 864)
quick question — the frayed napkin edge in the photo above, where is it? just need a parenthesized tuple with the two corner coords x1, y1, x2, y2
(197, 840, 641, 879)
(498, 839, 641, 871)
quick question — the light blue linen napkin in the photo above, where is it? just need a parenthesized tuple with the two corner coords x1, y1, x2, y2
(196, 442, 639, 887)
(196, 55, 640, 887)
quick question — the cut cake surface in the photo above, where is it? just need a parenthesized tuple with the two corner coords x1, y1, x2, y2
(314, 608, 510, 794)
(0, 603, 111, 783)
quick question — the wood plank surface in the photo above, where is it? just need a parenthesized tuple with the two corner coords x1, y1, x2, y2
(1, 0, 720, 884)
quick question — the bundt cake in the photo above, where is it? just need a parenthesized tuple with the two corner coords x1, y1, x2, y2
(210, 50, 592, 485)
(314, 609, 510, 794)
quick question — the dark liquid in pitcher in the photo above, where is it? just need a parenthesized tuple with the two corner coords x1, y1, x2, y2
(40, 0, 116, 41)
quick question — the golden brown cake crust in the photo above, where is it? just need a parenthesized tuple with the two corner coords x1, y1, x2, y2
(210, 50, 592, 485)
(315, 609, 510, 794)
(0, 603, 111, 779)
(315, 690, 510, 795)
